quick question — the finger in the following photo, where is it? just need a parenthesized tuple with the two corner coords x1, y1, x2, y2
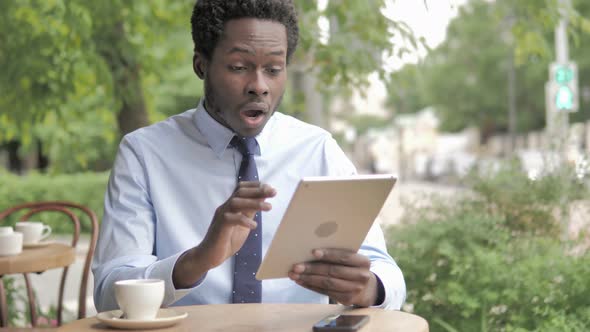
(291, 273, 362, 294)
(236, 181, 262, 188)
(311, 249, 371, 268)
(237, 182, 276, 194)
(298, 284, 356, 306)
(234, 186, 277, 199)
(228, 197, 272, 212)
(222, 211, 257, 229)
(291, 263, 372, 283)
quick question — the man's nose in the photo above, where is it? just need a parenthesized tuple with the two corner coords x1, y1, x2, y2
(247, 71, 269, 97)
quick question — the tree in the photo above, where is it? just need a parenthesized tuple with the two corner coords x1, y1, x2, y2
(294, 0, 417, 92)
(386, 63, 429, 114)
(423, 0, 515, 136)
(0, 0, 198, 171)
(569, 0, 590, 125)
(385, 0, 590, 140)
(288, 0, 422, 126)
(1, 0, 421, 172)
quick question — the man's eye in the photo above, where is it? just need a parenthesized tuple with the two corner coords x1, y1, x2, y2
(230, 66, 247, 72)
(267, 67, 283, 75)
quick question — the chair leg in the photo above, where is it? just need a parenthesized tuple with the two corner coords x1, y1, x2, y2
(23, 274, 38, 327)
(57, 266, 70, 326)
(0, 277, 8, 327)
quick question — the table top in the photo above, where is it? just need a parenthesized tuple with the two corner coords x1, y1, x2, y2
(0, 243, 75, 275)
(58, 303, 429, 332)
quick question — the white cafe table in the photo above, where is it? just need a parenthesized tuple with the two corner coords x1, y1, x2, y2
(58, 303, 429, 332)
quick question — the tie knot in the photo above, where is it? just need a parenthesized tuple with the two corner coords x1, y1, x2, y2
(232, 136, 258, 156)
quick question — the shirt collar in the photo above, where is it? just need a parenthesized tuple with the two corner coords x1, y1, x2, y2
(193, 99, 274, 158)
(193, 99, 235, 159)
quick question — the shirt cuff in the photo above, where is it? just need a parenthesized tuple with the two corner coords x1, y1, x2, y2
(372, 273, 386, 306)
(370, 262, 406, 310)
(145, 251, 207, 306)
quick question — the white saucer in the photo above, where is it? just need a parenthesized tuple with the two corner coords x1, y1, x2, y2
(96, 309, 188, 330)
(23, 241, 54, 249)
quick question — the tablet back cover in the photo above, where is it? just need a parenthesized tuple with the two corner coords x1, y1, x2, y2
(256, 174, 396, 280)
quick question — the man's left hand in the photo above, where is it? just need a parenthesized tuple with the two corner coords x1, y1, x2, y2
(288, 248, 378, 307)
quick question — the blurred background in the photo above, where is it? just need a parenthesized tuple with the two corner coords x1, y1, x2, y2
(1, 0, 590, 330)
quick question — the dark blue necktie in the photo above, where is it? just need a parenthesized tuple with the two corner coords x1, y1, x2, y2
(231, 136, 262, 303)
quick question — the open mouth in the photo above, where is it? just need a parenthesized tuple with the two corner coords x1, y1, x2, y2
(239, 108, 266, 128)
(243, 109, 264, 118)
(239, 102, 269, 129)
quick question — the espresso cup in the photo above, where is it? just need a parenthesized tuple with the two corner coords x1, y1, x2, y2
(14, 221, 52, 245)
(114, 279, 165, 320)
(0, 231, 23, 256)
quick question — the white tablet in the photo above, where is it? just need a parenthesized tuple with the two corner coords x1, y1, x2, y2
(256, 174, 397, 280)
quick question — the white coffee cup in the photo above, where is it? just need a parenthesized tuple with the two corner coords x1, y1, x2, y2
(14, 221, 52, 245)
(0, 231, 23, 256)
(114, 279, 165, 320)
(0, 226, 14, 235)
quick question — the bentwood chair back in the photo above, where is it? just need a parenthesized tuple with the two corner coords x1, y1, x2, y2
(0, 201, 98, 328)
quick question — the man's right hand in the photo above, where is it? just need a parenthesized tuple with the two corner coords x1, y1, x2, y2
(200, 181, 276, 267)
(172, 182, 276, 288)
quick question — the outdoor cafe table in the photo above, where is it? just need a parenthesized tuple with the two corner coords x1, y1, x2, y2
(58, 303, 429, 332)
(0, 243, 76, 327)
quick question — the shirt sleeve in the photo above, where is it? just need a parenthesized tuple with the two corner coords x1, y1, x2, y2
(360, 219, 406, 310)
(322, 136, 406, 310)
(91, 135, 203, 312)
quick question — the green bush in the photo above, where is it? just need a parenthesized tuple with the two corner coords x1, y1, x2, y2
(2, 276, 65, 327)
(469, 160, 589, 237)
(2, 277, 26, 327)
(388, 163, 590, 331)
(0, 171, 108, 233)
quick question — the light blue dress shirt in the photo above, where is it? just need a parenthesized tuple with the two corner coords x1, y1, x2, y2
(92, 100, 406, 311)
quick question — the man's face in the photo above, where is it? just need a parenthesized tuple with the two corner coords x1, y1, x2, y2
(196, 18, 288, 137)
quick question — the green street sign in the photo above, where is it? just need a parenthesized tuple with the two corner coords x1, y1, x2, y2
(554, 66, 574, 84)
(555, 86, 574, 110)
(548, 62, 579, 112)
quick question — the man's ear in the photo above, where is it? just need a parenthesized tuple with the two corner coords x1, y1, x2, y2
(193, 53, 207, 79)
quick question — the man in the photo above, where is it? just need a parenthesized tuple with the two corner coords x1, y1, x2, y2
(92, 0, 405, 311)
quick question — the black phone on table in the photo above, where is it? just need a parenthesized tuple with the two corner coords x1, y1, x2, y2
(313, 314, 370, 332)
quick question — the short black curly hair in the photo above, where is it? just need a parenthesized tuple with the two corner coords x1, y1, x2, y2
(191, 0, 299, 63)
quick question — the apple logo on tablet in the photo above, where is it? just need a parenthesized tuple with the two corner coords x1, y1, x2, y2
(315, 221, 339, 238)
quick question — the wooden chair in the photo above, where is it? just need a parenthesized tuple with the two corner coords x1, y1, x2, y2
(0, 201, 98, 328)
